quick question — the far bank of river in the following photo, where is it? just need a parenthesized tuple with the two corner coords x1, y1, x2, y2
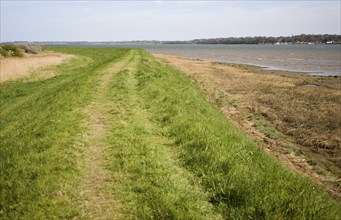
(109, 43, 341, 76)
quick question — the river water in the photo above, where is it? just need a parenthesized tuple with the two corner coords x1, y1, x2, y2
(113, 44, 341, 76)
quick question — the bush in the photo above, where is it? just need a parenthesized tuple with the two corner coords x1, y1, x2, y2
(0, 47, 9, 58)
(0, 44, 43, 58)
(18, 44, 43, 54)
(0, 44, 24, 57)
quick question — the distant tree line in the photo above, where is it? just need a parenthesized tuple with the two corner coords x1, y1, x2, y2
(4, 34, 340, 46)
(163, 34, 341, 44)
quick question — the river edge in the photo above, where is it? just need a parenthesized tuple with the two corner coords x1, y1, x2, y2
(168, 54, 341, 89)
(154, 53, 341, 200)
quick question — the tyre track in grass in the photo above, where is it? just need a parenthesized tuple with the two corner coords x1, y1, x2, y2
(77, 51, 134, 219)
(106, 50, 221, 219)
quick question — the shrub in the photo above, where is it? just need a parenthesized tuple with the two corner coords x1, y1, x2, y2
(0, 44, 24, 57)
(0, 47, 9, 58)
(18, 44, 43, 54)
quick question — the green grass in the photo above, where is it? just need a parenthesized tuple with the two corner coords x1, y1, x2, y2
(130, 50, 341, 219)
(1, 47, 340, 219)
(106, 53, 220, 219)
(0, 47, 130, 218)
(250, 112, 289, 140)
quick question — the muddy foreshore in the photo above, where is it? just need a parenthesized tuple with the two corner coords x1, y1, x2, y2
(154, 53, 341, 199)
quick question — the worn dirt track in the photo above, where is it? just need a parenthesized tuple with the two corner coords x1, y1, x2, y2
(77, 51, 135, 219)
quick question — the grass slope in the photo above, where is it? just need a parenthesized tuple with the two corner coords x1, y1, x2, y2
(130, 50, 341, 219)
(0, 47, 340, 219)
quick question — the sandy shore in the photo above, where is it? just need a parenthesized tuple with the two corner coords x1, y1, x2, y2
(0, 52, 75, 82)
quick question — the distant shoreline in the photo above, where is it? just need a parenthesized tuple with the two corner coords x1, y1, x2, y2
(145, 43, 341, 77)
(3, 34, 341, 46)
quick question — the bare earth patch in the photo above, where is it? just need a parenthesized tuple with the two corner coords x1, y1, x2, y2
(0, 52, 75, 82)
(154, 53, 341, 199)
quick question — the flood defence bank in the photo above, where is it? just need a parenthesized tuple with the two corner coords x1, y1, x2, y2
(0, 47, 340, 219)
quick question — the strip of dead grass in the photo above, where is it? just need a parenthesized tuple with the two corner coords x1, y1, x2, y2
(154, 53, 341, 198)
(0, 52, 75, 82)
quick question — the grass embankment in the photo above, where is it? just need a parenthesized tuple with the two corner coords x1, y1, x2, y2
(1, 48, 340, 219)
(120, 51, 341, 219)
(155, 54, 341, 194)
(0, 47, 130, 218)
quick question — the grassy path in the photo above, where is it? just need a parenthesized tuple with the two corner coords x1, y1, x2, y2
(106, 51, 220, 219)
(0, 48, 130, 218)
(1, 48, 341, 219)
(77, 51, 134, 219)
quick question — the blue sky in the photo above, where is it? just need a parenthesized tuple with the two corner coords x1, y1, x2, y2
(1, 1, 340, 42)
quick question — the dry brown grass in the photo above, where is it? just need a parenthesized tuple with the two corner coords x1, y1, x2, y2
(0, 52, 75, 82)
(154, 53, 341, 197)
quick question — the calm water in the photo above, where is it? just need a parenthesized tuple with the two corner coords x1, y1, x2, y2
(113, 44, 341, 76)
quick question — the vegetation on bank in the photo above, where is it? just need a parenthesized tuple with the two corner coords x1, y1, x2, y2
(6, 34, 341, 46)
(156, 34, 341, 44)
(155, 54, 341, 187)
(0, 43, 43, 58)
(125, 50, 341, 219)
(0, 47, 340, 219)
(189, 34, 341, 44)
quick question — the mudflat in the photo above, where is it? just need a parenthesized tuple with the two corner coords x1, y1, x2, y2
(0, 52, 75, 82)
(154, 53, 341, 197)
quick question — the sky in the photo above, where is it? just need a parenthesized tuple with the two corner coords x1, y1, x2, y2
(0, 1, 340, 42)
